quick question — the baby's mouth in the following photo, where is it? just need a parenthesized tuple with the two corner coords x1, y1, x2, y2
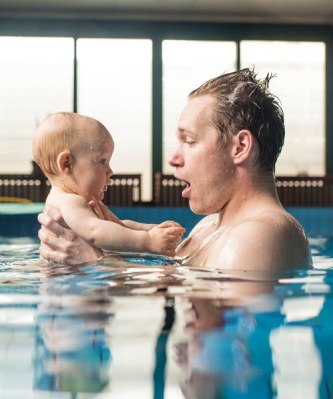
(102, 179, 112, 192)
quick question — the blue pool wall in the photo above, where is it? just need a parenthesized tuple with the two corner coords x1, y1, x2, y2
(1, 203, 333, 238)
(0, 204, 203, 237)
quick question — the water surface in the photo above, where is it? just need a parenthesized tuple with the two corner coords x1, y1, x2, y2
(0, 236, 332, 399)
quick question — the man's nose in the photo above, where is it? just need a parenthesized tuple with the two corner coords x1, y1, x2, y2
(169, 151, 183, 168)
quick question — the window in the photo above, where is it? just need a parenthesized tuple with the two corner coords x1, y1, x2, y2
(162, 40, 237, 173)
(0, 33, 328, 204)
(241, 41, 325, 176)
(77, 38, 152, 201)
(0, 37, 74, 173)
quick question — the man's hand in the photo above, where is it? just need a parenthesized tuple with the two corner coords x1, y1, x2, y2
(37, 206, 102, 265)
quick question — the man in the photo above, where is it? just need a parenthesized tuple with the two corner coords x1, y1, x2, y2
(38, 68, 312, 270)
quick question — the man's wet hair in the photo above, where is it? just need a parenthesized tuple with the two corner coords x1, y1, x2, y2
(189, 68, 285, 173)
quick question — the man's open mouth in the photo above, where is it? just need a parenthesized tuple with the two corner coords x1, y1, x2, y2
(175, 176, 189, 186)
(175, 177, 191, 197)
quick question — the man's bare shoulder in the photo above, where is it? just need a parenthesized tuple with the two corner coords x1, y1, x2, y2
(239, 208, 304, 232)
(211, 209, 312, 271)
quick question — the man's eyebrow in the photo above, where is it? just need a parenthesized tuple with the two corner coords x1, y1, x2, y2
(178, 127, 196, 136)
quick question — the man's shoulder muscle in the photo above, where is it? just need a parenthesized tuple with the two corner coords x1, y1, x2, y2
(210, 211, 311, 270)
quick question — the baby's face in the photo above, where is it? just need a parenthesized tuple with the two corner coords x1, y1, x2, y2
(72, 123, 114, 201)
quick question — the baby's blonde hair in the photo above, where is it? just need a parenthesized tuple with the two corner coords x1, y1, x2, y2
(33, 112, 105, 178)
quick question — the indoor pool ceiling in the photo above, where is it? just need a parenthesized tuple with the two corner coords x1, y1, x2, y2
(0, 0, 332, 25)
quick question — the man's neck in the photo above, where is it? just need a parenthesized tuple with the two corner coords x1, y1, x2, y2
(217, 172, 281, 226)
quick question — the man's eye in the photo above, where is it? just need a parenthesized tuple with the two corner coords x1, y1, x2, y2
(185, 139, 195, 145)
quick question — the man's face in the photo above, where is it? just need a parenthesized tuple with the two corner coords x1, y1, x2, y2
(169, 94, 236, 215)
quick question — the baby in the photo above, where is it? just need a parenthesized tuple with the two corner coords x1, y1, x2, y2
(33, 112, 185, 258)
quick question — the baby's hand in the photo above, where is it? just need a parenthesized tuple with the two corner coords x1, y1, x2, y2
(148, 221, 185, 257)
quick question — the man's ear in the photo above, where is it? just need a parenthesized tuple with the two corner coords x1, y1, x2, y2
(56, 151, 72, 174)
(232, 129, 255, 165)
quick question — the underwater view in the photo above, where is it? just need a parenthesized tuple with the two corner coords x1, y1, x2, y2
(0, 235, 333, 399)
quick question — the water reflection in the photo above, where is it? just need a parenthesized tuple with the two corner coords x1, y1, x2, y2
(34, 276, 112, 394)
(173, 280, 333, 399)
(1, 240, 333, 398)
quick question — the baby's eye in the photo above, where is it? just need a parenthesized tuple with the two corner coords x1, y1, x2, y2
(99, 159, 106, 165)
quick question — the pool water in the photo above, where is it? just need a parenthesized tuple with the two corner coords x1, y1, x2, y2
(0, 236, 333, 399)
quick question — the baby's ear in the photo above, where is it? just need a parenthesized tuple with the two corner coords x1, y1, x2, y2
(56, 151, 72, 174)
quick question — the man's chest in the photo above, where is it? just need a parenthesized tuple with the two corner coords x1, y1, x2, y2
(176, 222, 230, 267)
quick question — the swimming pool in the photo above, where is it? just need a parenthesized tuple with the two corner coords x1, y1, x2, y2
(1, 206, 333, 398)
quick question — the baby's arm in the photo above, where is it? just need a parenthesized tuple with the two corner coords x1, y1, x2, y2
(89, 200, 124, 225)
(121, 220, 156, 231)
(89, 199, 182, 232)
(89, 200, 152, 230)
(61, 195, 185, 256)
